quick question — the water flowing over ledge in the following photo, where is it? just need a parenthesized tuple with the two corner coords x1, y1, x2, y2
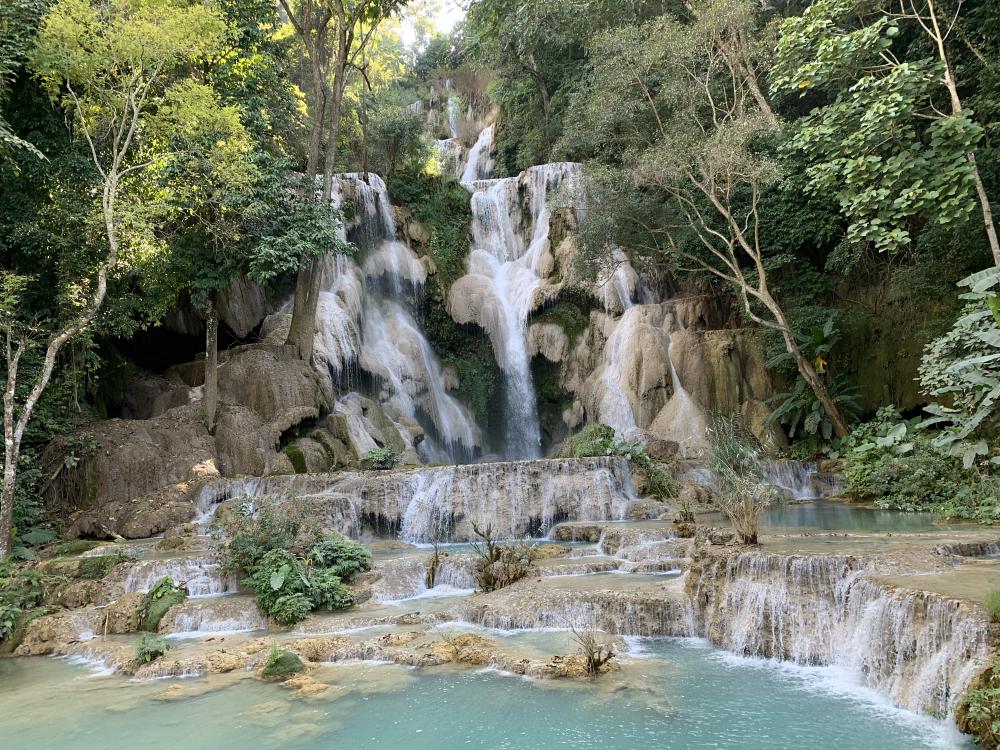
(687, 549, 989, 716)
(195, 456, 636, 543)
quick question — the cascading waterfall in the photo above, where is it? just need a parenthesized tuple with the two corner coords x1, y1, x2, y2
(192, 457, 635, 543)
(124, 557, 236, 598)
(450, 160, 582, 458)
(314, 172, 481, 462)
(460, 123, 494, 184)
(692, 552, 989, 716)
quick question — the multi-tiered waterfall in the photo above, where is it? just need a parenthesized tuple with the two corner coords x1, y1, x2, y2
(449, 156, 581, 458)
(313, 173, 480, 462)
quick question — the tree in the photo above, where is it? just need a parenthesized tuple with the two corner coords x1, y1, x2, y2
(772, 0, 999, 266)
(0, 0, 47, 158)
(560, 0, 853, 437)
(0, 0, 225, 559)
(279, 0, 406, 361)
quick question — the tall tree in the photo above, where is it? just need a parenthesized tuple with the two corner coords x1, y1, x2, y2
(772, 0, 999, 266)
(560, 0, 852, 437)
(279, 0, 405, 362)
(0, 0, 225, 559)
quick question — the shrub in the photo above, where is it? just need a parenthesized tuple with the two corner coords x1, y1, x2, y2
(244, 546, 361, 626)
(559, 423, 679, 500)
(362, 446, 398, 470)
(571, 626, 615, 675)
(707, 414, 773, 545)
(843, 407, 967, 513)
(0, 603, 19, 641)
(269, 593, 314, 626)
(306, 537, 372, 580)
(259, 645, 304, 680)
(131, 634, 170, 670)
(987, 590, 1000, 624)
(220, 497, 323, 575)
(470, 523, 533, 592)
(137, 577, 186, 632)
(307, 569, 353, 610)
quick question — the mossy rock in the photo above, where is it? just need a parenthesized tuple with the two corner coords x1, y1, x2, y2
(282, 444, 308, 474)
(48, 540, 101, 557)
(37, 554, 123, 581)
(138, 578, 186, 632)
(259, 649, 305, 681)
(154, 536, 188, 552)
(0, 608, 54, 655)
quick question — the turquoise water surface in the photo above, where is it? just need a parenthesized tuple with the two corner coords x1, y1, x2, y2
(0, 637, 969, 749)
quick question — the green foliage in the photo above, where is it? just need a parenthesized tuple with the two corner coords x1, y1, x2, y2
(219, 497, 323, 575)
(961, 665, 1000, 748)
(918, 268, 1000, 468)
(846, 404, 1000, 521)
(306, 537, 372, 580)
(767, 375, 861, 448)
(232, 527, 367, 626)
(362, 446, 398, 470)
(0, 562, 47, 637)
(530, 300, 590, 346)
(76, 551, 127, 580)
(386, 171, 471, 289)
(137, 576, 185, 632)
(772, 0, 982, 252)
(48, 539, 100, 556)
(560, 423, 679, 500)
(131, 634, 170, 670)
(707, 414, 773, 544)
(986, 590, 1000, 624)
(268, 593, 314, 627)
(260, 645, 304, 680)
(366, 96, 428, 178)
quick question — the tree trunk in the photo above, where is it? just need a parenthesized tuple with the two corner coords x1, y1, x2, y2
(0, 460, 15, 560)
(306, 64, 328, 182)
(321, 58, 348, 201)
(285, 261, 324, 361)
(204, 297, 219, 434)
(780, 328, 850, 438)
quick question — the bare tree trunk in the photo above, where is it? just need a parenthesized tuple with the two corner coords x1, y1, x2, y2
(321, 56, 348, 201)
(204, 297, 219, 434)
(306, 68, 328, 182)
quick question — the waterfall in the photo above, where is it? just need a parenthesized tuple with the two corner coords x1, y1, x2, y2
(460, 124, 494, 184)
(314, 172, 481, 462)
(692, 552, 989, 716)
(124, 557, 236, 598)
(192, 457, 634, 543)
(450, 161, 582, 458)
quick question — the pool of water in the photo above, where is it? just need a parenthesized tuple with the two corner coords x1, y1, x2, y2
(0, 638, 970, 749)
(700, 500, 958, 533)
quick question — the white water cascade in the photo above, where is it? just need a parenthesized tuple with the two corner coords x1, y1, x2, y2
(450, 161, 582, 458)
(460, 123, 494, 184)
(314, 172, 481, 461)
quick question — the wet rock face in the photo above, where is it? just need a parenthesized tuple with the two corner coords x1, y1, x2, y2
(686, 547, 989, 716)
(42, 345, 331, 539)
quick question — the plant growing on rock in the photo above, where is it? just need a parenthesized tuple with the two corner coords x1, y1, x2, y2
(570, 625, 615, 676)
(470, 523, 533, 592)
(706, 414, 774, 545)
(362, 446, 399, 470)
(137, 576, 186, 632)
(560, 423, 679, 500)
(131, 634, 170, 671)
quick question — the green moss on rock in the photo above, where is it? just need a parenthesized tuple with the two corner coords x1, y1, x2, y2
(260, 646, 304, 681)
(137, 577, 186, 632)
(282, 444, 308, 474)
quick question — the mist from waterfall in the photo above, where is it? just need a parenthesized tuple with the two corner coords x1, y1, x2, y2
(313, 172, 481, 462)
